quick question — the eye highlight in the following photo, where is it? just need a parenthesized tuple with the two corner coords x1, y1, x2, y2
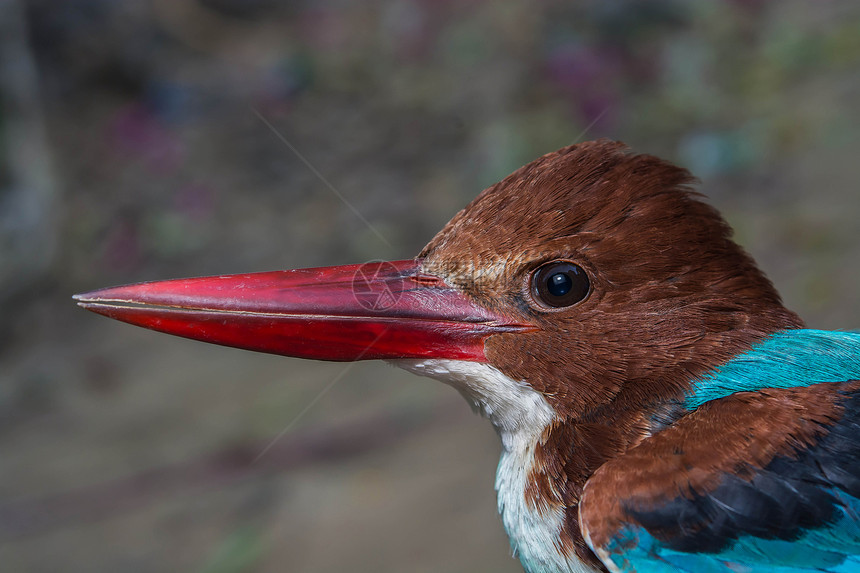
(530, 261, 590, 309)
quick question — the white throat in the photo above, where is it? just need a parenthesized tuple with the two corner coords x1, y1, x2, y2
(393, 359, 600, 573)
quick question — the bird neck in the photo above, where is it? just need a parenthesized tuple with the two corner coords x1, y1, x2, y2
(496, 421, 606, 573)
(394, 329, 860, 573)
(395, 358, 605, 573)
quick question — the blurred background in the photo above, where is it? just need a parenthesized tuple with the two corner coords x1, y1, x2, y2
(1, 1, 859, 571)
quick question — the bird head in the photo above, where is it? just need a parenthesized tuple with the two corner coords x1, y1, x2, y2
(75, 139, 802, 432)
(419, 140, 803, 420)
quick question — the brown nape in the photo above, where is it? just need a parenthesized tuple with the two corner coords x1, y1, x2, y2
(420, 139, 804, 566)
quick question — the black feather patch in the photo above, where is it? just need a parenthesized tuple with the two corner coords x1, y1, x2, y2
(625, 385, 860, 553)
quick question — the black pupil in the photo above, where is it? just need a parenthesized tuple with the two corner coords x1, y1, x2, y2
(531, 261, 589, 309)
(548, 273, 572, 296)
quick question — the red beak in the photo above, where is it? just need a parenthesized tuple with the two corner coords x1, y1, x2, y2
(73, 259, 532, 362)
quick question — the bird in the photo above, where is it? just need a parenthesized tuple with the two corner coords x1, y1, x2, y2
(75, 140, 860, 573)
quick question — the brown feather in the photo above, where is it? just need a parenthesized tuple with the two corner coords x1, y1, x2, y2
(579, 380, 860, 550)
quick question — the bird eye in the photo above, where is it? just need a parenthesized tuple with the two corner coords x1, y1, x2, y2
(530, 261, 590, 309)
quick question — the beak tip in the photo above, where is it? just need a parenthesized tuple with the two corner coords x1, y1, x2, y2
(74, 289, 118, 311)
(74, 284, 131, 304)
(73, 294, 99, 312)
(73, 290, 102, 304)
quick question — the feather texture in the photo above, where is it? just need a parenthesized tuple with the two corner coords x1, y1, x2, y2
(580, 328, 860, 572)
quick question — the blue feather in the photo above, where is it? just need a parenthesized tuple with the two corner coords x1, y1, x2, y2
(685, 329, 860, 410)
(593, 329, 860, 572)
(605, 491, 860, 572)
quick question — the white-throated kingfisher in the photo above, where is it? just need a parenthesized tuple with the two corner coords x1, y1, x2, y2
(75, 140, 860, 572)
